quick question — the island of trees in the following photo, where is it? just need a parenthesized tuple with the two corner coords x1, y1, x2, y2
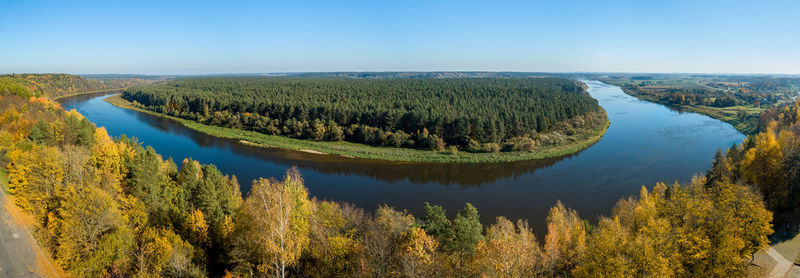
(119, 77, 608, 162)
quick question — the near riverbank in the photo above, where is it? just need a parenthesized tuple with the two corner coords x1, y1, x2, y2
(104, 94, 609, 163)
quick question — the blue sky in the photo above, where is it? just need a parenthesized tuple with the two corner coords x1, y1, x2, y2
(1, 0, 798, 74)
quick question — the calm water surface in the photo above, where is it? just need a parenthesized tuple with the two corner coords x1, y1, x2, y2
(59, 81, 744, 235)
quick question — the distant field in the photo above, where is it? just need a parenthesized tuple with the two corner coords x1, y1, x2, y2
(605, 78, 710, 90)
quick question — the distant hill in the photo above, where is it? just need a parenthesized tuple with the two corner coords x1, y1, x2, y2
(80, 74, 175, 82)
(0, 73, 158, 99)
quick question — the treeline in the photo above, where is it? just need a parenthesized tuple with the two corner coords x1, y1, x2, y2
(622, 77, 799, 108)
(291, 72, 554, 79)
(122, 77, 603, 151)
(0, 84, 775, 277)
(706, 76, 800, 98)
(622, 83, 750, 107)
(712, 101, 800, 212)
(0, 73, 152, 99)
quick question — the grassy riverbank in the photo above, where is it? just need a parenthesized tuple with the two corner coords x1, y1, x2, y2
(667, 103, 761, 135)
(105, 94, 609, 163)
(615, 86, 762, 135)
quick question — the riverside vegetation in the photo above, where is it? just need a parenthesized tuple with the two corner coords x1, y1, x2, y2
(0, 74, 783, 277)
(120, 77, 608, 162)
(600, 74, 800, 135)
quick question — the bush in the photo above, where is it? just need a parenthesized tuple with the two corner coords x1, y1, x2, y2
(467, 139, 482, 153)
(482, 143, 500, 153)
(431, 135, 445, 151)
(503, 136, 535, 152)
(448, 145, 459, 155)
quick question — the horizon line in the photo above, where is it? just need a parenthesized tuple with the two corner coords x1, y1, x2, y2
(4, 71, 800, 77)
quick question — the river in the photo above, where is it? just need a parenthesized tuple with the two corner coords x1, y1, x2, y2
(58, 80, 744, 236)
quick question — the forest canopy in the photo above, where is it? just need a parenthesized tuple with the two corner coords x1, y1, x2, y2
(122, 77, 603, 151)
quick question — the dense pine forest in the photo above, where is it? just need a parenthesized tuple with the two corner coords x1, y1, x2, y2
(0, 74, 784, 277)
(122, 77, 603, 152)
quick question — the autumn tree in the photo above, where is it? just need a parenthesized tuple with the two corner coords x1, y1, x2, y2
(741, 131, 785, 209)
(300, 200, 360, 277)
(574, 178, 772, 277)
(361, 205, 415, 277)
(57, 182, 131, 275)
(90, 127, 128, 193)
(232, 169, 312, 277)
(132, 227, 174, 276)
(476, 217, 542, 277)
(543, 200, 586, 276)
(573, 216, 633, 277)
(7, 145, 64, 220)
(397, 227, 438, 277)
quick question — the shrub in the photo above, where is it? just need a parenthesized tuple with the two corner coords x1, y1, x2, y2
(483, 143, 500, 153)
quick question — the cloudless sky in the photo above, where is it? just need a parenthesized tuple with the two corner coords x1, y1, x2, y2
(1, 0, 798, 74)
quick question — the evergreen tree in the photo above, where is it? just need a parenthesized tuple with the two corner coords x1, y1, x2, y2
(420, 202, 454, 250)
(451, 203, 483, 274)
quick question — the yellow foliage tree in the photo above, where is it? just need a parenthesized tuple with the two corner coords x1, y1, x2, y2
(741, 131, 785, 209)
(613, 185, 676, 276)
(133, 228, 174, 277)
(361, 205, 416, 277)
(187, 209, 209, 245)
(7, 146, 64, 218)
(57, 182, 125, 274)
(237, 169, 312, 278)
(90, 127, 127, 192)
(0, 106, 29, 141)
(305, 200, 359, 276)
(543, 201, 586, 276)
(573, 216, 633, 277)
(398, 227, 438, 277)
(476, 216, 542, 277)
(575, 178, 772, 277)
